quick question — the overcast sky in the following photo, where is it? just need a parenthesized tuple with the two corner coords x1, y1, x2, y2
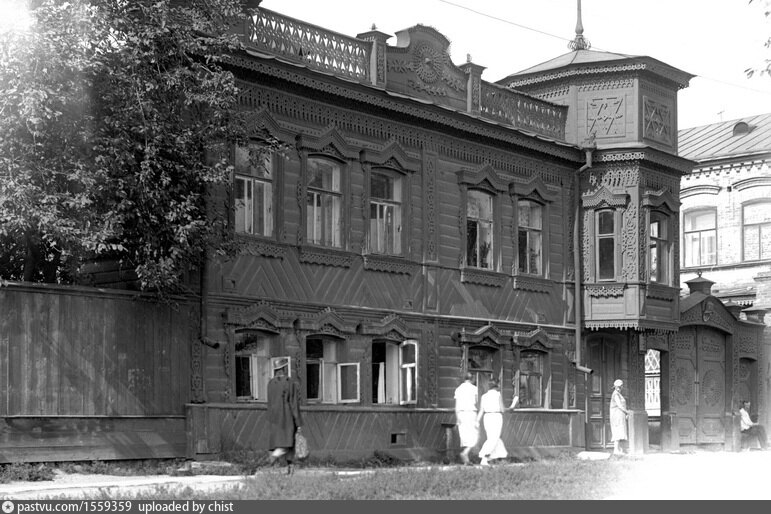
(262, 0, 771, 130)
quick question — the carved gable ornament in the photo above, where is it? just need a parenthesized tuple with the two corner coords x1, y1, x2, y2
(386, 25, 467, 108)
(452, 324, 509, 348)
(224, 301, 291, 333)
(360, 140, 420, 172)
(582, 186, 628, 209)
(642, 189, 679, 213)
(296, 126, 359, 161)
(680, 297, 735, 335)
(359, 313, 418, 341)
(456, 163, 508, 192)
(512, 328, 556, 352)
(509, 175, 559, 203)
(297, 307, 355, 338)
(243, 108, 293, 143)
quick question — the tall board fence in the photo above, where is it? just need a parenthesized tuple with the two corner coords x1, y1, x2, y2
(0, 283, 195, 463)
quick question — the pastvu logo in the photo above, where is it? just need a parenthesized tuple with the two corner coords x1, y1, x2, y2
(2, 500, 14, 513)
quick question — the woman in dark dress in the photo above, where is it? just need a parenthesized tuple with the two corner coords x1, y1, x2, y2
(267, 358, 303, 474)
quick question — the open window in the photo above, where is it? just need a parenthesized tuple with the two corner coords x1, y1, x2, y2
(372, 340, 418, 405)
(306, 335, 360, 404)
(234, 331, 289, 402)
(649, 210, 672, 284)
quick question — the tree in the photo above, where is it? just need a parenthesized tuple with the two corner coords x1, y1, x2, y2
(746, 0, 771, 78)
(0, 0, 265, 294)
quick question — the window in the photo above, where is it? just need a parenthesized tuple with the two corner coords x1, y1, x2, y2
(369, 172, 403, 255)
(743, 201, 771, 261)
(468, 345, 497, 393)
(372, 340, 418, 405)
(649, 211, 671, 284)
(306, 336, 359, 403)
(466, 190, 494, 269)
(596, 210, 616, 280)
(645, 349, 661, 418)
(518, 350, 544, 408)
(518, 200, 543, 275)
(684, 209, 716, 267)
(235, 332, 288, 401)
(234, 144, 273, 236)
(306, 157, 342, 248)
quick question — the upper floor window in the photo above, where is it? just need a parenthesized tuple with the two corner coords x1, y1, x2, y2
(466, 190, 494, 270)
(306, 157, 342, 248)
(306, 336, 359, 403)
(518, 350, 545, 408)
(235, 332, 288, 402)
(234, 144, 273, 237)
(596, 210, 616, 281)
(369, 171, 403, 255)
(743, 201, 771, 261)
(683, 209, 716, 267)
(517, 200, 543, 275)
(649, 211, 672, 284)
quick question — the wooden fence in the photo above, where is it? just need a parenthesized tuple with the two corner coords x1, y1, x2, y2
(0, 283, 195, 463)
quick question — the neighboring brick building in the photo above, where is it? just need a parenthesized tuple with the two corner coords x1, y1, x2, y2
(678, 113, 771, 323)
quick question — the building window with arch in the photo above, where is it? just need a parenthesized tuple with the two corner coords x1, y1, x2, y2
(743, 201, 771, 261)
(683, 209, 717, 267)
(649, 211, 672, 284)
(369, 171, 403, 255)
(596, 209, 617, 280)
(371, 339, 418, 405)
(466, 189, 494, 270)
(234, 143, 273, 237)
(306, 335, 359, 403)
(467, 345, 498, 394)
(306, 157, 342, 248)
(235, 331, 289, 402)
(517, 199, 543, 275)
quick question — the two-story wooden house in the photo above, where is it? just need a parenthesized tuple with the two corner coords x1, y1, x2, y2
(183, 3, 697, 460)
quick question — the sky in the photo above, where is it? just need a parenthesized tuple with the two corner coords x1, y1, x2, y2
(261, 0, 771, 130)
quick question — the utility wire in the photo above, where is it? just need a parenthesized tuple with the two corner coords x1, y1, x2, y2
(438, 0, 771, 97)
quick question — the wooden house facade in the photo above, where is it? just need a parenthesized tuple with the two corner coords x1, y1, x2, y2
(187, 5, 697, 460)
(3, 4, 768, 464)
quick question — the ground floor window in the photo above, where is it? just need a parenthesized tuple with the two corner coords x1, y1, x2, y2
(372, 340, 418, 405)
(235, 332, 289, 401)
(306, 336, 360, 404)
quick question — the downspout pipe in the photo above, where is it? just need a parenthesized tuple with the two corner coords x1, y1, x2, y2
(573, 144, 594, 375)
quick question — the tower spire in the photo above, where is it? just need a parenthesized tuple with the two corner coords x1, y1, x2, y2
(568, 0, 591, 51)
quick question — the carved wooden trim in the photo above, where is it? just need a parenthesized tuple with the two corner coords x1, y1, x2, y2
(363, 254, 418, 275)
(586, 283, 626, 297)
(452, 324, 509, 347)
(298, 246, 354, 268)
(512, 275, 554, 293)
(296, 306, 356, 336)
(460, 268, 507, 287)
(582, 186, 628, 208)
(359, 313, 419, 340)
(645, 284, 679, 302)
(456, 163, 508, 191)
(239, 237, 287, 259)
(225, 300, 293, 331)
(509, 175, 559, 203)
(512, 327, 556, 350)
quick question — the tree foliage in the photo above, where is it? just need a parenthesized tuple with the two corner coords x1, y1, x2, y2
(0, 0, 260, 293)
(746, 0, 771, 78)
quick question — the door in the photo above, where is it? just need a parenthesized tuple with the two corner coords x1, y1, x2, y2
(586, 335, 622, 449)
(673, 326, 727, 444)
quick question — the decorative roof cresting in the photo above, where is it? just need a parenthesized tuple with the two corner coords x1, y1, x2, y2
(568, 0, 591, 51)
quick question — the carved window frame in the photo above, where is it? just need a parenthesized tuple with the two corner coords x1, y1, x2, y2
(361, 314, 420, 406)
(512, 328, 555, 409)
(456, 165, 508, 286)
(296, 129, 359, 265)
(360, 142, 420, 269)
(642, 190, 679, 286)
(233, 142, 278, 239)
(648, 209, 674, 285)
(583, 187, 628, 283)
(453, 325, 507, 394)
(510, 177, 558, 291)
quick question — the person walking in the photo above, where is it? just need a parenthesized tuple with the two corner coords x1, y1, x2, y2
(267, 357, 303, 474)
(454, 372, 479, 465)
(609, 379, 628, 456)
(476, 378, 508, 466)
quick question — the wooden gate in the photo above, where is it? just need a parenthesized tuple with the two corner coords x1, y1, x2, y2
(586, 335, 622, 449)
(672, 326, 727, 444)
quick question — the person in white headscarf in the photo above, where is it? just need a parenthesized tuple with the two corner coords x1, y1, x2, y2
(454, 372, 479, 465)
(609, 379, 628, 455)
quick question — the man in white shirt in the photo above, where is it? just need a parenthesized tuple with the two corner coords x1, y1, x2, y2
(740, 400, 767, 450)
(454, 372, 478, 465)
